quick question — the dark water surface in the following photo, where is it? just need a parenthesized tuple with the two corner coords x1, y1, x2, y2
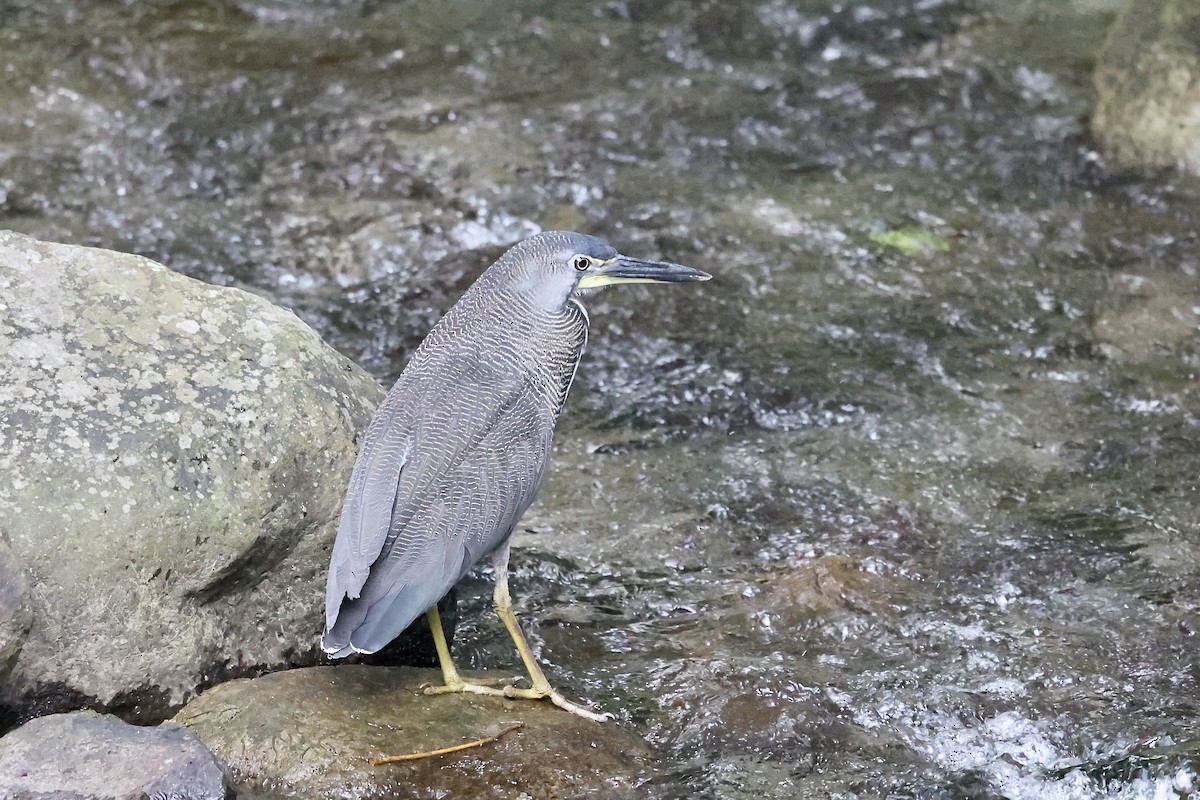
(2, 0, 1198, 797)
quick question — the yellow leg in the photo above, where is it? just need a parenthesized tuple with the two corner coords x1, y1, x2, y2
(489, 543, 611, 722)
(423, 604, 510, 698)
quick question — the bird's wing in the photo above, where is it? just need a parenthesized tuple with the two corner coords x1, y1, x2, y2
(323, 391, 412, 630)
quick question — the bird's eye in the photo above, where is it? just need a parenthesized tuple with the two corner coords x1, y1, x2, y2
(572, 255, 592, 271)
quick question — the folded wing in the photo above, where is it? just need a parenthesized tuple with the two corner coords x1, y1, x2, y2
(321, 348, 559, 656)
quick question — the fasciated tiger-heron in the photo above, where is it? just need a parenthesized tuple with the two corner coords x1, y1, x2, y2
(322, 230, 710, 721)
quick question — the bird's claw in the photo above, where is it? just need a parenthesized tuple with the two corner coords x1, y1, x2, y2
(499, 685, 611, 722)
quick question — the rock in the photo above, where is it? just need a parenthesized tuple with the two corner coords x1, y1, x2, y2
(174, 665, 656, 799)
(0, 230, 384, 722)
(0, 537, 31, 686)
(1093, 0, 1200, 174)
(0, 710, 231, 799)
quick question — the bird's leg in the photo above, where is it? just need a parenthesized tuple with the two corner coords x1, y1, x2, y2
(422, 605, 510, 698)
(489, 542, 612, 722)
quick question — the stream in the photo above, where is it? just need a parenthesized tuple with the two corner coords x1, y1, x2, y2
(1, 0, 1197, 797)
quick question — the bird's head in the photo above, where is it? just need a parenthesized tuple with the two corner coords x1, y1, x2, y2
(500, 230, 711, 311)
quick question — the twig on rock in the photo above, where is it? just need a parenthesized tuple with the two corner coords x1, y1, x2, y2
(369, 722, 525, 766)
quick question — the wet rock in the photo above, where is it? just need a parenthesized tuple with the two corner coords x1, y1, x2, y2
(174, 665, 656, 799)
(0, 710, 231, 799)
(0, 537, 31, 685)
(0, 231, 383, 721)
(1093, 0, 1200, 174)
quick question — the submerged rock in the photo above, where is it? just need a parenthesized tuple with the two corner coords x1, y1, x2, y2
(174, 665, 656, 799)
(0, 230, 383, 722)
(735, 555, 916, 624)
(0, 710, 231, 799)
(1093, 0, 1200, 174)
(1093, 273, 1200, 362)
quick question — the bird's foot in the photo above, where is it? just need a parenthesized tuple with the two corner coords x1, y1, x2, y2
(424, 677, 611, 722)
(500, 684, 613, 722)
(424, 677, 514, 698)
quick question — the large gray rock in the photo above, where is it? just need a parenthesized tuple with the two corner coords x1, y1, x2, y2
(0, 710, 231, 799)
(1093, 0, 1200, 174)
(174, 665, 655, 799)
(0, 537, 30, 686)
(0, 230, 383, 720)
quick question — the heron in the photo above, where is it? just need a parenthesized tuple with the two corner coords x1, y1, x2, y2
(322, 230, 710, 721)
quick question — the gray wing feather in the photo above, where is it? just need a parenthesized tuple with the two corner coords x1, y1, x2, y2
(322, 363, 555, 654)
(323, 402, 411, 630)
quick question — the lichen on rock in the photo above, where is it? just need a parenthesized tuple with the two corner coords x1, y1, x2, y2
(0, 230, 383, 721)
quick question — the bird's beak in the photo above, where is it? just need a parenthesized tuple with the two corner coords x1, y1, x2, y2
(576, 256, 712, 289)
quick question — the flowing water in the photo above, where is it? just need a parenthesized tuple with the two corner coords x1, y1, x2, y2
(2, 0, 1198, 797)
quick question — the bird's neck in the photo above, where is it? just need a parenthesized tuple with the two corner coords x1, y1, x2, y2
(437, 279, 587, 355)
(424, 285, 587, 414)
(503, 294, 588, 352)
